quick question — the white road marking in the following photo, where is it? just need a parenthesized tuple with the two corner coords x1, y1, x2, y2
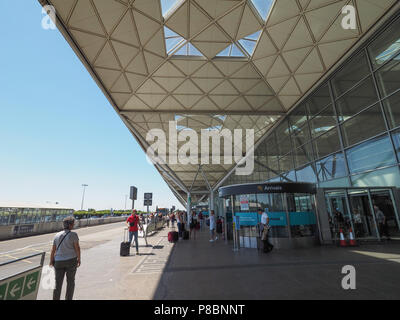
(0, 242, 52, 255)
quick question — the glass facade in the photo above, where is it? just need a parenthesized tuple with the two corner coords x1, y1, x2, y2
(0, 207, 74, 226)
(220, 184, 318, 249)
(223, 15, 400, 190)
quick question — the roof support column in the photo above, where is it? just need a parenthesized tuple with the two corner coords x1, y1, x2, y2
(186, 193, 191, 225)
(200, 166, 215, 213)
(209, 191, 214, 211)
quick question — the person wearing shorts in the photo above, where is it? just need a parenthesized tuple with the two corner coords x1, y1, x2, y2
(209, 210, 217, 242)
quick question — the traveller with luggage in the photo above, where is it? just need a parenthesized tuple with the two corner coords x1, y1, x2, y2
(209, 210, 217, 242)
(126, 210, 143, 255)
(258, 208, 273, 253)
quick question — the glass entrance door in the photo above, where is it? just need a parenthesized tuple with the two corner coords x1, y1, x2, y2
(325, 191, 353, 241)
(370, 189, 400, 239)
(323, 187, 400, 242)
(348, 189, 378, 240)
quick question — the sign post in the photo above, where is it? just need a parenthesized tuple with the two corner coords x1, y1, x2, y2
(144, 193, 153, 214)
(130, 186, 137, 210)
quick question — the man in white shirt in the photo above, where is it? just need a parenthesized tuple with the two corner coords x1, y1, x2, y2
(261, 209, 269, 226)
(209, 210, 217, 242)
(258, 208, 273, 253)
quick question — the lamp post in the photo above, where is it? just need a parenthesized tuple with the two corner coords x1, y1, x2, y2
(81, 184, 88, 210)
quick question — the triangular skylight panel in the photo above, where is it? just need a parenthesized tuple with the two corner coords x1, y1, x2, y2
(216, 44, 246, 57)
(164, 26, 185, 54)
(238, 31, 261, 56)
(160, 0, 184, 17)
(188, 43, 203, 56)
(250, 0, 275, 22)
(174, 42, 204, 56)
(214, 115, 226, 122)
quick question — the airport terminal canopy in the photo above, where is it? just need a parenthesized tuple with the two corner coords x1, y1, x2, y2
(39, 0, 397, 205)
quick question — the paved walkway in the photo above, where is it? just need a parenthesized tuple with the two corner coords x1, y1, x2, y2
(154, 228, 400, 300)
(35, 223, 400, 300)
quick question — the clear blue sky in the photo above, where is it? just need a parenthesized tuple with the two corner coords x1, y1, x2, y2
(0, 1, 184, 211)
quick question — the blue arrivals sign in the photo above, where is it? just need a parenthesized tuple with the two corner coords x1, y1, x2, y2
(233, 212, 258, 226)
(268, 211, 316, 226)
(268, 212, 287, 226)
(232, 211, 316, 227)
(289, 211, 316, 226)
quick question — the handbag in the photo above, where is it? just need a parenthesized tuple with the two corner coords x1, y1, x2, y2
(261, 225, 270, 241)
(129, 216, 138, 227)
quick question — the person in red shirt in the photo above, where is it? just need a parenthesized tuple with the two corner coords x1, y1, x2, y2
(126, 210, 142, 255)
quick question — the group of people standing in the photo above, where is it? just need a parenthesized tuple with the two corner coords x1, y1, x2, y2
(165, 209, 223, 242)
(330, 205, 391, 240)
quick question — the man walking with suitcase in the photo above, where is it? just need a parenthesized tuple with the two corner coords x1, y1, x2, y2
(258, 208, 273, 253)
(126, 210, 142, 255)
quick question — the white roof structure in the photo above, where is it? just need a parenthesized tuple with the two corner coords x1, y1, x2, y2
(39, 0, 398, 205)
(0, 202, 73, 210)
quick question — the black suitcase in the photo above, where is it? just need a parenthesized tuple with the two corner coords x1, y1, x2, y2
(183, 230, 189, 240)
(120, 228, 130, 256)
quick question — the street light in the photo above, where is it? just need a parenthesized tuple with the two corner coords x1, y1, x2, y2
(81, 184, 88, 210)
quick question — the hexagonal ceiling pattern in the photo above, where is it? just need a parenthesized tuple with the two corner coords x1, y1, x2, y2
(40, 0, 397, 205)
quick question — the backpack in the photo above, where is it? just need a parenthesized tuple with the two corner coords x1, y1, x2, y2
(129, 215, 138, 228)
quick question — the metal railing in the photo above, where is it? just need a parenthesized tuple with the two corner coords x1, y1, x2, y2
(0, 252, 45, 300)
(145, 217, 166, 235)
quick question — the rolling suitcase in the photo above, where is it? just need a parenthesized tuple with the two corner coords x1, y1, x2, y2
(120, 228, 130, 256)
(168, 231, 178, 243)
(183, 230, 189, 240)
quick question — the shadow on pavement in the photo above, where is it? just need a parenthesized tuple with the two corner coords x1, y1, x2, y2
(152, 229, 400, 300)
